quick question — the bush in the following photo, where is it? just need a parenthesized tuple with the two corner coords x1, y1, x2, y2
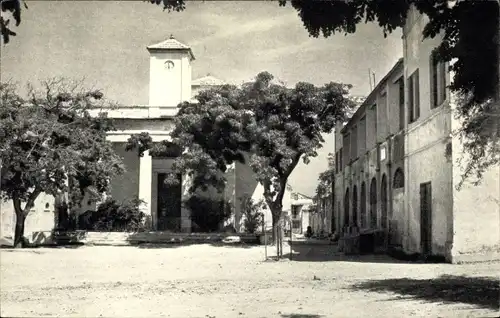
(78, 197, 146, 232)
(185, 195, 232, 232)
(240, 196, 266, 234)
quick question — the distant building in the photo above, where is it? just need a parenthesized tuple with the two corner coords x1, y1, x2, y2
(290, 192, 314, 234)
(332, 6, 499, 263)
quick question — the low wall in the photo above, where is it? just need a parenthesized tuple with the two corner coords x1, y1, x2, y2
(80, 231, 260, 246)
(21, 231, 260, 247)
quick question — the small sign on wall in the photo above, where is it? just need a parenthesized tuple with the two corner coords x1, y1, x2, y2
(380, 146, 387, 162)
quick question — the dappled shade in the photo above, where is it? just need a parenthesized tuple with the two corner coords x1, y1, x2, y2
(350, 275, 500, 310)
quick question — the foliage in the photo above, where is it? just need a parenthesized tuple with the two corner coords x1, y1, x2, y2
(184, 195, 232, 233)
(0, 79, 124, 246)
(78, 198, 146, 232)
(315, 153, 335, 198)
(126, 72, 354, 231)
(0, 0, 26, 44)
(240, 196, 266, 234)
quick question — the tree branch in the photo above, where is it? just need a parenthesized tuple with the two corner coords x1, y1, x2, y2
(23, 187, 41, 216)
(283, 153, 301, 179)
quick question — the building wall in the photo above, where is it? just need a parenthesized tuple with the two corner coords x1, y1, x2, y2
(334, 60, 404, 240)
(366, 101, 377, 151)
(387, 73, 404, 135)
(403, 5, 454, 257)
(1, 193, 55, 240)
(234, 152, 293, 232)
(108, 142, 141, 205)
(450, 102, 500, 261)
(113, 119, 174, 132)
(149, 51, 192, 107)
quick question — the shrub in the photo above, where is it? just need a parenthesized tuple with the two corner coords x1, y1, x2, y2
(185, 195, 232, 232)
(78, 197, 146, 232)
(240, 196, 266, 234)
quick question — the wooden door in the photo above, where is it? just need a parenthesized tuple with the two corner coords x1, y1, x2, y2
(157, 173, 182, 231)
(419, 182, 432, 256)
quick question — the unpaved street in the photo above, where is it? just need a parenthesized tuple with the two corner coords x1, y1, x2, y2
(1, 244, 499, 317)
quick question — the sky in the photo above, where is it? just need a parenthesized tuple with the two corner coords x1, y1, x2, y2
(1, 1, 403, 197)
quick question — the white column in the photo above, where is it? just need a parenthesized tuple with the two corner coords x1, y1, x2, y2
(139, 150, 153, 229)
(181, 172, 192, 232)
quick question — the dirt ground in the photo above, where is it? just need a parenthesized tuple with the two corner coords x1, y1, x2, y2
(1, 244, 499, 317)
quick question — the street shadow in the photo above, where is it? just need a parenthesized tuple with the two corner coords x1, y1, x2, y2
(281, 243, 415, 264)
(349, 274, 500, 310)
(281, 314, 323, 318)
(0, 243, 85, 250)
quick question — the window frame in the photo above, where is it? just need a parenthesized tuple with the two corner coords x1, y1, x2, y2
(408, 69, 420, 123)
(397, 76, 405, 130)
(430, 53, 447, 108)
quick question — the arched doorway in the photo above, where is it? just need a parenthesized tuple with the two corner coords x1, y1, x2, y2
(360, 182, 366, 228)
(393, 168, 404, 189)
(390, 167, 405, 246)
(352, 185, 358, 227)
(370, 178, 377, 228)
(344, 188, 350, 227)
(381, 174, 388, 229)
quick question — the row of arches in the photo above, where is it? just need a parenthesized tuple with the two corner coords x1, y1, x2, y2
(343, 168, 404, 229)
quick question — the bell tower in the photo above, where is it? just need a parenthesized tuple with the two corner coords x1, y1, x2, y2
(147, 35, 195, 107)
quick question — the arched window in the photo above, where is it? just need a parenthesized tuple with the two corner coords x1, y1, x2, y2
(344, 188, 350, 226)
(360, 182, 366, 228)
(381, 174, 388, 229)
(393, 168, 404, 189)
(370, 178, 377, 228)
(352, 185, 358, 227)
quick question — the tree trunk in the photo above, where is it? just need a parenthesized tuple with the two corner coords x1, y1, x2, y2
(13, 210, 27, 248)
(12, 192, 40, 248)
(271, 210, 283, 259)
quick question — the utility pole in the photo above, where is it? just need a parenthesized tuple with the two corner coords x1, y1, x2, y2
(368, 69, 373, 91)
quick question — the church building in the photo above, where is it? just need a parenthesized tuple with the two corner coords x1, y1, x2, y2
(1, 35, 295, 240)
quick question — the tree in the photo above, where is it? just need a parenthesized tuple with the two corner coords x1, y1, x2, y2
(315, 153, 335, 199)
(0, 79, 125, 247)
(126, 72, 354, 255)
(311, 156, 335, 234)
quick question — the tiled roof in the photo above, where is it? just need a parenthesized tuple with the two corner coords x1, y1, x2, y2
(147, 35, 195, 60)
(191, 75, 226, 86)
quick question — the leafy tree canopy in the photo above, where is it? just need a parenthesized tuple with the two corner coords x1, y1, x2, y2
(0, 79, 124, 246)
(127, 72, 355, 226)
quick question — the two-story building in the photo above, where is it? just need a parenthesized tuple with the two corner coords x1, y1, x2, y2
(333, 58, 404, 251)
(333, 5, 499, 263)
